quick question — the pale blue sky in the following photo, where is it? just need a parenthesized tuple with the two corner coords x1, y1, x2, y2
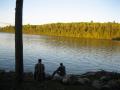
(0, 0, 120, 26)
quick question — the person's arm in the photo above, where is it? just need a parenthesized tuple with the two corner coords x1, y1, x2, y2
(52, 67, 60, 78)
(57, 67, 60, 71)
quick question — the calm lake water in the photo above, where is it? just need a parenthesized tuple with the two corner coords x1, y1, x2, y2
(0, 33, 120, 74)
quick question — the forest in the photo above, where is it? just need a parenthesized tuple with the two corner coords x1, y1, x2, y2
(0, 22, 120, 40)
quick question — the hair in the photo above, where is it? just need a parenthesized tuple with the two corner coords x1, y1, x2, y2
(60, 63, 63, 66)
(38, 59, 42, 63)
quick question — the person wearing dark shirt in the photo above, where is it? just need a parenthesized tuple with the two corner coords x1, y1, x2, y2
(52, 63, 66, 78)
(34, 59, 45, 81)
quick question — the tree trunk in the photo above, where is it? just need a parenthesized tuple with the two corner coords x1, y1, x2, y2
(15, 0, 24, 82)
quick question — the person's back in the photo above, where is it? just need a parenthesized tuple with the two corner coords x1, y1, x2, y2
(34, 59, 45, 81)
(35, 63, 44, 73)
(57, 63, 66, 76)
(52, 63, 66, 78)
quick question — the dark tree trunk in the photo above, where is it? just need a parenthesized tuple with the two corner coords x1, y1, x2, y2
(15, 0, 24, 82)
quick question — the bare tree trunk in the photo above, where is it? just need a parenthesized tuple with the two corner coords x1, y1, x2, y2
(15, 0, 24, 82)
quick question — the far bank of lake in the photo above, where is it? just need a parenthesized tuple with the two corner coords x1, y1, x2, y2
(1, 22, 120, 40)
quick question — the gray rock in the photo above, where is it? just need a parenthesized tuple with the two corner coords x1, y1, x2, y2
(62, 75, 78, 84)
(107, 80, 119, 88)
(53, 76, 63, 81)
(62, 75, 71, 84)
(77, 78, 85, 85)
(77, 78, 91, 85)
(45, 73, 52, 79)
(97, 80, 120, 90)
(92, 80, 102, 89)
(0, 70, 5, 73)
(100, 76, 110, 82)
(116, 79, 120, 85)
(101, 85, 110, 90)
(69, 75, 78, 84)
(82, 72, 96, 76)
(83, 78, 91, 84)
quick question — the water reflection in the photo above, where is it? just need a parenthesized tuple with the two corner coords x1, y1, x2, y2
(0, 33, 120, 74)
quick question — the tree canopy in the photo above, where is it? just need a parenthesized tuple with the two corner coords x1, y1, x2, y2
(1, 22, 120, 39)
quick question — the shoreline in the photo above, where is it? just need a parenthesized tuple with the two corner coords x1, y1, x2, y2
(1, 70, 120, 90)
(1, 22, 120, 40)
(0, 32, 120, 42)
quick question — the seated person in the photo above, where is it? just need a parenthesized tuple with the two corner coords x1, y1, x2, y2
(34, 59, 45, 81)
(52, 63, 66, 78)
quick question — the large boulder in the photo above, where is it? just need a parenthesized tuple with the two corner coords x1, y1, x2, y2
(45, 73, 52, 80)
(62, 75, 71, 84)
(62, 75, 78, 85)
(52, 75, 63, 81)
(100, 80, 120, 90)
(107, 80, 120, 89)
(92, 80, 102, 89)
(62, 75, 91, 85)
(83, 78, 91, 84)
(82, 72, 96, 76)
(77, 78, 85, 85)
(0, 70, 5, 74)
(100, 85, 111, 90)
(77, 78, 91, 85)
(100, 76, 110, 82)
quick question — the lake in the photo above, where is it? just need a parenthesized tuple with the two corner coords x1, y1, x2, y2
(0, 33, 120, 74)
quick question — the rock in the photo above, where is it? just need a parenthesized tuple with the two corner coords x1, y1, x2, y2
(92, 80, 102, 89)
(82, 72, 96, 76)
(62, 75, 71, 84)
(116, 79, 120, 85)
(62, 75, 91, 85)
(24, 72, 33, 80)
(53, 75, 63, 81)
(101, 85, 110, 90)
(62, 75, 78, 85)
(100, 76, 110, 82)
(77, 78, 91, 85)
(69, 75, 78, 84)
(92, 79, 120, 90)
(0, 70, 5, 74)
(99, 80, 120, 90)
(107, 80, 119, 89)
(107, 80, 117, 86)
(45, 73, 52, 80)
(83, 78, 91, 84)
(77, 78, 85, 85)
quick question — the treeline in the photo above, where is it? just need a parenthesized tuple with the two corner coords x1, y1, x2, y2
(0, 22, 120, 39)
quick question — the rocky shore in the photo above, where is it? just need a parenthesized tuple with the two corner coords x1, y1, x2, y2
(0, 70, 120, 90)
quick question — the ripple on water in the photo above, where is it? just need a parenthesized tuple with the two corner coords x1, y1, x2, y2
(0, 33, 120, 74)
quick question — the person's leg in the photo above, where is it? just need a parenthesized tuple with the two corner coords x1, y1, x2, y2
(38, 73, 43, 82)
(34, 72, 37, 80)
(57, 72, 61, 76)
(43, 72, 45, 80)
(52, 70, 57, 78)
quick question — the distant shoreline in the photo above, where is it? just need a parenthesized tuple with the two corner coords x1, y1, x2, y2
(0, 22, 120, 40)
(112, 37, 120, 41)
(0, 32, 120, 42)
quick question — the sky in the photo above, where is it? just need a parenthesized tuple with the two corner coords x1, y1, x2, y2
(0, 0, 120, 26)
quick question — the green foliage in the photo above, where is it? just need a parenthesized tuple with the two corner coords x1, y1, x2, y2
(0, 25, 14, 33)
(1, 22, 120, 39)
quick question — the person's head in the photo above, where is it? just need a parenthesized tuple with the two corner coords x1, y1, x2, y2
(38, 59, 42, 63)
(60, 63, 63, 66)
